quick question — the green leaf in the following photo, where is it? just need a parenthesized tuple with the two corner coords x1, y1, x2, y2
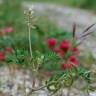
(6, 53, 14, 64)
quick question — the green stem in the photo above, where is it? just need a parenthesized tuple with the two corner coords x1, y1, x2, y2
(28, 24, 33, 59)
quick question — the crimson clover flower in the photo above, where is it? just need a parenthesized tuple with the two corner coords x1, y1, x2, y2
(0, 47, 13, 62)
(61, 63, 73, 70)
(61, 55, 79, 70)
(69, 55, 79, 66)
(53, 47, 65, 58)
(72, 47, 80, 56)
(59, 40, 71, 52)
(0, 52, 5, 61)
(48, 38, 57, 49)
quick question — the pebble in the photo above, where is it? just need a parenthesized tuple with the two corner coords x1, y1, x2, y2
(0, 67, 96, 96)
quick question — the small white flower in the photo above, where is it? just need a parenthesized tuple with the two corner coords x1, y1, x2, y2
(29, 5, 34, 11)
(29, 6, 34, 14)
(24, 6, 34, 15)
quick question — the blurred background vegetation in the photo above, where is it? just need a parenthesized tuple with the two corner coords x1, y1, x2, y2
(31, 0, 96, 10)
(0, 0, 96, 50)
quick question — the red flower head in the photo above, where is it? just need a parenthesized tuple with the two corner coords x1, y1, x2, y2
(5, 27, 14, 33)
(61, 63, 73, 70)
(60, 40, 71, 52)
(61, 56, 79, 70)
(69, 55, 79, 66)
(58, 50, 65, 58)
(48, 38, 57, 49)
(5, 47, 13, 53)
(72, 47, 80, 56)
(0, 52, 5, 61)
(53, 47, 65, 58)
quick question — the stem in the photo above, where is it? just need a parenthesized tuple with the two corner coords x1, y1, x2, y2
(87, 90, 90, 96)
(28, 24, 33, 59)
(67, 88, 71, 96)
(27, 81, 55, 96)
(24, 78, 27, 96)
(23, 71, 27, 96)
(27, 74, 65, 96)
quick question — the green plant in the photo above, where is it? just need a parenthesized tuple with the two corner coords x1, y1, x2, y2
(23, 9, 96, 96)
(0, 0, 96, 96)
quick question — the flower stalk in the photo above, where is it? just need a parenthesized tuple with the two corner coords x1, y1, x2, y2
(28, 22, 33, 59)
(24, 7, 35, 60)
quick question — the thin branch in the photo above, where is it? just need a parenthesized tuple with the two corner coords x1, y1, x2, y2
(27, 74, 65, 96)
(72, 22, 76, 38)
(28, 24, 33, 59)
(77, 37, 86, 46)
(83, 23, 96, 33)
(77, 30, 95, 39)
(27, 81, 56, 96)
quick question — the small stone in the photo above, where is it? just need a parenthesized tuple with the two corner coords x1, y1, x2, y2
(90, 92, 96, 96)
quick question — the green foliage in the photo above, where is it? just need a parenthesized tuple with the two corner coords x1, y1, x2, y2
(79, 0, 96, 10)
(31, 0, 96, 10)
(0, 36, 13, 48)
(6, 49, 29, 66)
(79, 52, 95, 67)
(6, 53, 14, 64)
(46, 72, 64, 92)
(0, 0, 22, 26)
(15, 49, 28, 64)
(78, 67, 91, 83)
(42, 51, 61, 71)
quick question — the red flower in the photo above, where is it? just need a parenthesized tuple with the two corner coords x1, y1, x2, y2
(60, 40, 71, 52)
(58, 50, 65, 58)
(53, 47, 60, 53)
(5, 47, 13, 53)
(5, 27, 14, 33)
(61, 56, 79, 70)
(72, 47, 80, 56)
(0, 52, 5, 61)
(53, 47, 65, 58)
(69, 55, 79, 66)
(48, 38, 57, 48)
(61, 63, 73, 70)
